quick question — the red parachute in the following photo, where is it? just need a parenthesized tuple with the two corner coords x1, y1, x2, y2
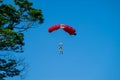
(48, 24, 76, 35)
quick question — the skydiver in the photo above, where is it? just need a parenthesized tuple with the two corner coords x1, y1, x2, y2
(58, 42, 63, 54)
(59, 46, 63, 54)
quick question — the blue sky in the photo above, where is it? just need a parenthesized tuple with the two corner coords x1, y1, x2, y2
(8, 0, 120, 80)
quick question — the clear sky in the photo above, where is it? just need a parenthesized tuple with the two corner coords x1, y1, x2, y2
(8, 0, 120, 80)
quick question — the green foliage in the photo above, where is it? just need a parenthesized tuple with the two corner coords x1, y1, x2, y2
(0, 0, 3, 3)
(0, 4, 21, 28)
(0, 59, 20, 79)
(0, 28, 24, 52)
(0, 0, 44, 79)
(0, 0, 44, 52)
(29, 8, 44, 23)
(14, 0, 44, 23)
(0, 54, 26, 80)
(14, 0, 33, 10)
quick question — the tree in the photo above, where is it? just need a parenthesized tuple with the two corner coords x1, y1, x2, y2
(0, 0, 44, 79)
(0, 0, 44, 52)
(0, 54, 26, 80)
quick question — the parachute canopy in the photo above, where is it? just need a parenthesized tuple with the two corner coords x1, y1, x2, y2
(48, 24, 76, 35)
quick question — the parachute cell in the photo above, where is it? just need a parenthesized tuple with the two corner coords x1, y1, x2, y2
(48, 25, 60, 32)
